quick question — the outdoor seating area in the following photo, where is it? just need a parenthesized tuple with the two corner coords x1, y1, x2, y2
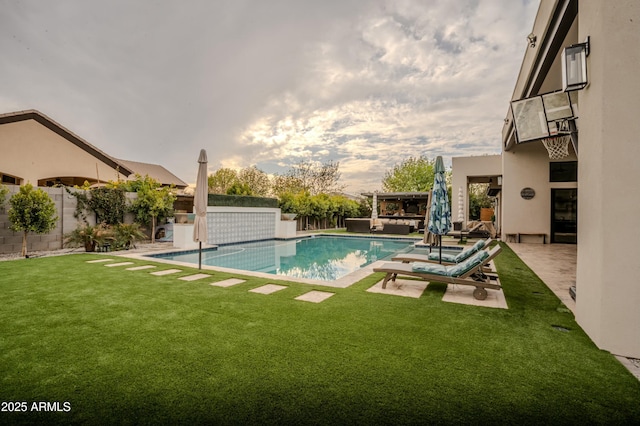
(345, 217, 416, 235)
(374, 245, 503, 300)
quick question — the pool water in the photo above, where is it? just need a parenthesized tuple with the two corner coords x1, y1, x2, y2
(151, 236, 423, 281)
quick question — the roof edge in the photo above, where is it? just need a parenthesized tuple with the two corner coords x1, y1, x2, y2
(0, 109, 134, 176)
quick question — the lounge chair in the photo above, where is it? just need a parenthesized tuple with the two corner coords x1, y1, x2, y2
(392, 238, 492, 265)
(373, 245, 502, 300)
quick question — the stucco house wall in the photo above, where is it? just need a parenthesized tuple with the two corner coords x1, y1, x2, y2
(498, 0, 640, 358)
(574, 0, 640, 358)
(501, 142, 577, 242)
(451, 155, 501, 226)
(0, 119, 125, 186)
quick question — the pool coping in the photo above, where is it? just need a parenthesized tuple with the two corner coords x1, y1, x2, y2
(115, 234, 461, 289)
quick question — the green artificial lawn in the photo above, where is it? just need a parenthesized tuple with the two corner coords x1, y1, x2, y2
(1, 243, 639, 424)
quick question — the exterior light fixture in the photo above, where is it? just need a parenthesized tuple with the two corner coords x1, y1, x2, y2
(562, 36, 590, 91)
(527, 33, 537, 48)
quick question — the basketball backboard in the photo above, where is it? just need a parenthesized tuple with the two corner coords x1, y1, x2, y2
(511, 91, 576, 143)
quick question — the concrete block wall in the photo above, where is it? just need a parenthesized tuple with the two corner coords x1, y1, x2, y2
(0, 185, 138, 255)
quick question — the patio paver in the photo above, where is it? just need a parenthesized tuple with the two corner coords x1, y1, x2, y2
(104, 262, 134, 267)
(150, 269, 182, 276)
(295, 290, 335, 303)
(507, 242, 576, 312)
(367, 279, 428, 299)
(442, 282, 508, 309)
(210, 278, 245, 288)
(126, 265, 157, 271)
(249, 284, 287, 295)
(179, 273, 212, 281)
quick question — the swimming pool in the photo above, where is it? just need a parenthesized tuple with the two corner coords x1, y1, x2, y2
(149, 235, 429, 282)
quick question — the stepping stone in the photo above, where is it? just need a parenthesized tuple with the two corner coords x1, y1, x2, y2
(367, 279, 428, 299)
(150, 269, 182, 276)
(179, 273, 211, 281)
(442, 283, 508, 310)
(295, 290, 335, 303)
(249, 284, 287, 295)
(210, 278, 245, 288)
(104, 262, 134, 267)
(86, 259, 114, 263)
(126, 265, 157, 271)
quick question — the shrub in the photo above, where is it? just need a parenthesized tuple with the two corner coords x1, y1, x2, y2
(64, 223, 111, 252)
(111, 223, 147, 250)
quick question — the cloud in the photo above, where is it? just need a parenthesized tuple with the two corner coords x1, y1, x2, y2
(0, 0, 538, 192)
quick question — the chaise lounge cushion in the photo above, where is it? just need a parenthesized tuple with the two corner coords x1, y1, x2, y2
(410, 262, 449, 276)
(412, 249, 490, 277)
(426, 238, 486, 263)
(446, 249, 490, 276)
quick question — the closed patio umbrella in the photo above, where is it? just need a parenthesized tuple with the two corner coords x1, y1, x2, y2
(457, 186, 464, 223)
(427, 156, 451, 263)
(371, 190, 378, 220)
(193, 149, 208, 269)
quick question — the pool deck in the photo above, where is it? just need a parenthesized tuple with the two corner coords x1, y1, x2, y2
(506, 241, 576, 313)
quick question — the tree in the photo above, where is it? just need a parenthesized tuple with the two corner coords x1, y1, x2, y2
(283, 160, 344, 195)
(237, 166, 271, 196)
(0, 184, 8, 209)
(226, 182, 253, 196)
(271, 174, 304, 197)
(125, 175, 176, 243)
(88, 187, 127, 225)
(382, 156, 436, 192)
(208, 168, 238, 194)
(8, 183, 58, 257)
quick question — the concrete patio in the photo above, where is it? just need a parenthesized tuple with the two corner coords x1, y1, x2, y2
(506, 242, 576, 313)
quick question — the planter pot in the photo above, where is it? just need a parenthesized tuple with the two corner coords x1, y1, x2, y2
(480, 208, 494, 222)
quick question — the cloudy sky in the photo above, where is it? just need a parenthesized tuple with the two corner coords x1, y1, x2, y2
(1, 0, 538, 193)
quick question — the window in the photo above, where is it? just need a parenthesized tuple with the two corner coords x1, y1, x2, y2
(1, 174, 18, 185)
(550, 161, 577, 182)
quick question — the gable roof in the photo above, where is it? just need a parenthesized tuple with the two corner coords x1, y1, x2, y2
(0, 109, 134, 176)
(0, 109, 188, 188)
(116, 159, 188, 189)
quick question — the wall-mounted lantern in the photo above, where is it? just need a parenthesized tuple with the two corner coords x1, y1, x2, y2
(562, 36, 590, 91)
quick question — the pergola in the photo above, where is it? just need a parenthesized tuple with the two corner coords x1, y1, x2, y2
(360, 192, 430, 218)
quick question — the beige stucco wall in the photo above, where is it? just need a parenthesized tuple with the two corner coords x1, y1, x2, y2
(0, 119, 122, 185)
(501, 142, 577, 242)
(451, 155, 502, 226)
(575, 0, 640, 358)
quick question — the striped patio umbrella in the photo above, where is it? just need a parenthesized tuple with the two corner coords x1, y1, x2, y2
(427, 156, 452, 263)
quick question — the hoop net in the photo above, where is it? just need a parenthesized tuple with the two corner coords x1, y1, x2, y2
(542, 135, 571, 159)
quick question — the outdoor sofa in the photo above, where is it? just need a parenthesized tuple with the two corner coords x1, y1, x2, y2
(345, 218, 412, 235)
(345, 218, 372, 233)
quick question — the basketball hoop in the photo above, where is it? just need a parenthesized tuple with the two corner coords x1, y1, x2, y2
(542, 135, 571, 159)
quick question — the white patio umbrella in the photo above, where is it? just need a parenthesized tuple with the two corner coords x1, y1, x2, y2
(457, 186, 465, 223)
(371, 191, 378, 220)
(193, 149, 208, 269)
(427, 156, 452, 263)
